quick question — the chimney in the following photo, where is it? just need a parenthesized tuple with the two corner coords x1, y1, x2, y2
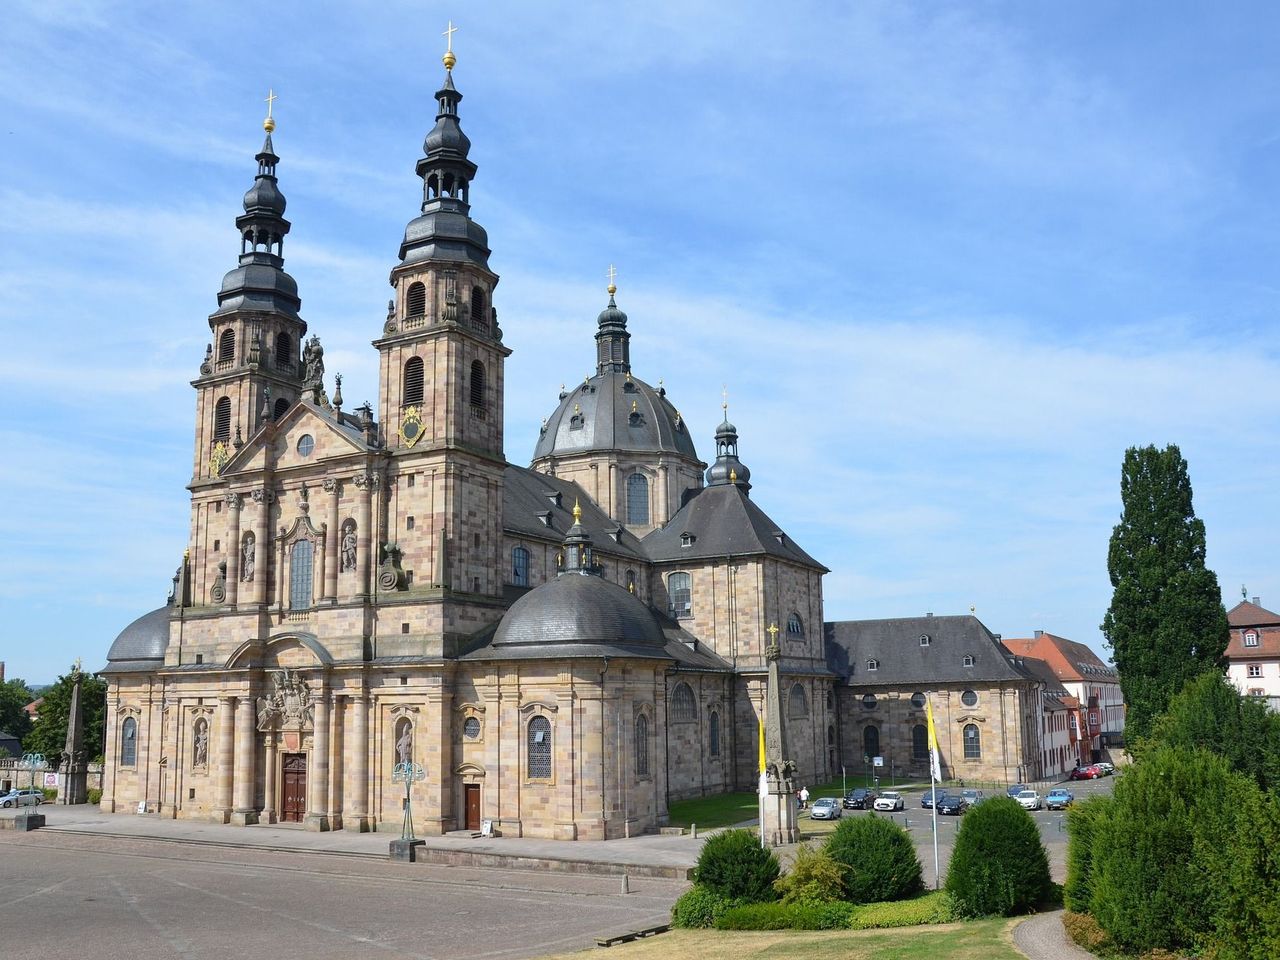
(1034, 629, 1044, 639)
(0, 661, 4, 681)
(1254, 597, 1261, 606)
(926, 612, 933, 618)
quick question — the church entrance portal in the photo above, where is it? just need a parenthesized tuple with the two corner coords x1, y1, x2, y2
(464, 783, 480, 831)
(281, 753, 307, 823)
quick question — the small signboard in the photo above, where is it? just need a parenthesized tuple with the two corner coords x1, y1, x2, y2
(872, 756, 884, 767)
(43, 772, 58, 787)
(480, 818, 494, 837)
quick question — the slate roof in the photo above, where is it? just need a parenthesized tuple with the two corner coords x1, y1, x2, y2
(502, 465, 647, 560)
(1228, 599, 1280, 628)
(643, 483, 826, 570)
(825, 615, 1033, 687)
(103, 606, 171, 671)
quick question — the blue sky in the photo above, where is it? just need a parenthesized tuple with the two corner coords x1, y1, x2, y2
(3, 1, 1280, 684)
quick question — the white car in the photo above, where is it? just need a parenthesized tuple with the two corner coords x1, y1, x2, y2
(872, 790, 904, 812)
(1016, 789, 1042, 811)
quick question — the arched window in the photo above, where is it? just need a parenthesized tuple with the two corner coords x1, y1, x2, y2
(405, 281, 427, 318)
(290, 540, 314, 610)
(213, 397, 232, 441)
(120, 717, 137, 767)
(789, 683, 808, 718)
(276, 332, 293, 368)
(511, 546, 530, 587)
(274, 397, 290, 421)
(787, 613, 804, 637)
(470, 360, 486, 409)
(470, 286, 487, 331)
(963, 723, 981, 759)
(626, 473, 649, 525)
(709, 711, 720, 757)
(217, 328, 235, 363)
(863, 724, 880, 759)
(635, 713, 649, 776)
(672, 682, 696, 721)
(625, 569, 636, 594)
(527, 716, 551, 778)
(827, 725, 835, 746)
(668, 572, 692, 619)
(912, 724, 928, 760)
(403, 357, 425, 406)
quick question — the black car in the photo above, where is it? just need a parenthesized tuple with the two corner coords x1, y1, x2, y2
(1006, 783, 1027, 798)
(843, 788, 876, 810)
(920, 789, 942, 809)
(936, 794, 969, 815)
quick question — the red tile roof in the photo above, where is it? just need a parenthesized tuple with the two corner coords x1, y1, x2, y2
(1001, 633, 1118, 684)
(1225, 625, 1280, 659)
(1227, 600, 1280, 628)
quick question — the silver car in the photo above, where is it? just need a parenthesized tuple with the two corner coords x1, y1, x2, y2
(809, 797, 842, 820)
(0, 788, 44, 808)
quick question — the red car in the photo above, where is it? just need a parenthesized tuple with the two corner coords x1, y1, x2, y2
(1069, 764, 1101, 780)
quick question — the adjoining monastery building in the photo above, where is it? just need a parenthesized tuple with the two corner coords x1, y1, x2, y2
(100, 49, 1117, 836)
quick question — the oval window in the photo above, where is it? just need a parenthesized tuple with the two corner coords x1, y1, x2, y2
(911, 692, 926, 709)
(463, 717, 481, 740)
(961, 689, 978, 707)
(297, 434, 315, 457)
(862, 693, 877, 709)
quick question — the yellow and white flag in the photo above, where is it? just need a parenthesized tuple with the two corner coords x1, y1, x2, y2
(926, 696, 942, 783)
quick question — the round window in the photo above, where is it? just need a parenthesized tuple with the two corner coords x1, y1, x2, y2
(961, 689, 978, 707)
(463, 717, 481, 739)
(297, 434, 315, 457)
(911, 692, 926, 709)
(862, 694, 877, 709)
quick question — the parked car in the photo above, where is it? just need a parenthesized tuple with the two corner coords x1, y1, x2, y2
(1095, 762, 1115, 775)
(810, 797, 842, 820)
(936, 794, 969, 815)
(1046, 788, 1074, 810)
(961, 788, 985, 806)
(0, 788, 44, 808)
(1016, 789, 1042, 811)
(1006, 783, 1028, 797)
(843, 788, 876, 810)
(1070, 764, 1101, 780)
(873, 790, 905, 812)
(920, 789, 939, 809)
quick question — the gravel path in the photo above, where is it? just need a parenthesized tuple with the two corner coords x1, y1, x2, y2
(1013, 910, 1097, 960)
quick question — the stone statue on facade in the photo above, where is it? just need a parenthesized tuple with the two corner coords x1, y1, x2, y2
(193, 719, 209, 767)
(340, 523, 357, 572)
(302, 335, 325, 400)
(396, 721, 413, 765)
(241, 534, 255, 582)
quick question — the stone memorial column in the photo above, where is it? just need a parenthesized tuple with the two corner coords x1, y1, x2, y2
(213, 697, 235, 823)
(346, 693, 370, 831)
(231, 695, 258, 825)
(307, 682, 330, 830)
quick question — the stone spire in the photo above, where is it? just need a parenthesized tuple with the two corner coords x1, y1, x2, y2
(595, 267, 632, 374)
(705, 401, 752, 492)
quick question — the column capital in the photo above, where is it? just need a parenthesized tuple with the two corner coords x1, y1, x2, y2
(322, 477, 343, 495)
(226, 492, 244, 510)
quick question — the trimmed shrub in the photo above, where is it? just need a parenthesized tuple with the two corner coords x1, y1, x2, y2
(1062, 911, 1111, 954)
(1090, 746, 1253, 954)
(714, 900, 856, 931)
(773, 842, 846, 905)
(670, 885, 741, 928)
(1214, 787, 1280, 959)
(945, 795, 1050, 917)
(848, 891, 957, 929)
(86, 787, 102, 805)
(692, 828, 780, 903)
(823, 813, 923, 904)
(41, 787, 57, 801)
(1064, 795, 1113, 912)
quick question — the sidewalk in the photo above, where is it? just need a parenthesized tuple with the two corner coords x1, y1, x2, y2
(2, 804, 701, 878)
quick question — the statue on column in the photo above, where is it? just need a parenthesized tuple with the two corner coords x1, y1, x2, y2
(760, 624, 799, 845)
(57, 663, 89, 805)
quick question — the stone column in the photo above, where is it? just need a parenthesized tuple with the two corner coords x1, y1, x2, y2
(262, 733, 278, 824)
(251, 489, 270, 606)
(212, 697, 234, 823)
(277, 535, 288, 610)
(328, 694, 343, 830)
(307, 681, 331, 830)
(345, 693, 371, 831)
(355, 472, 374, 599)
(100, 696, 119, 812)
(231, 694, 258, 825)
(422, 685, 455, 835)
(607, 463, 618, 521)
(225, 493, 242, 607)
(316, 528, 327, 603)
(658, 465, 670, 527)
(324, 479, 340, 603)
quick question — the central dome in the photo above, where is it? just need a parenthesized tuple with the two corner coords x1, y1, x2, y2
(533, 371, 699, 461)
(492, 572, 666, 651)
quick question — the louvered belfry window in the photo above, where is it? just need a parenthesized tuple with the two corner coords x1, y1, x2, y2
(213, 397, 232, 441)
(470, 360, 486, 409)
(470, 286, 487, 331)
(403, 357, 425, 406)
(406, 281, 426, 318)
(218, 328, 235, 362)
(276, 331, 292, 367)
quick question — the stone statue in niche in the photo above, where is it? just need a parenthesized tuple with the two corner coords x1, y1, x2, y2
(241, 533, 255, 583)
(340, 522, 357, 572)
(395, 718, 413, 765)
(193, 718, 209, 767)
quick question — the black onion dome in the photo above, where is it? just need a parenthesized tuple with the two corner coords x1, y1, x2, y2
(706, 417, 751, 489)
(492, 573, 666, 650)
(243, 176, 286, 216)
(533, 372, 700, 461)
(105, 607, 171, 664)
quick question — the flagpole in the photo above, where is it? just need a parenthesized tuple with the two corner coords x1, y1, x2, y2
(758, 715, 767, 850)
(927, 694, 941, 890)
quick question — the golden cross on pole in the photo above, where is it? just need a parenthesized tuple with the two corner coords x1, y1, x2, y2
(607, 264, 617, 286)
(722, 384, 728, 413)
(265, 88, 278, 119)
(767, 622, 779, 641)
(443, 20, 458, 52)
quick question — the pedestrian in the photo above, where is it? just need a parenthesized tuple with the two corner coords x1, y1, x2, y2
(799, 785, 809, 809)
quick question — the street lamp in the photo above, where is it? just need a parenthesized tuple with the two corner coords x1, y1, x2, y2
(391, 761, 426, 841)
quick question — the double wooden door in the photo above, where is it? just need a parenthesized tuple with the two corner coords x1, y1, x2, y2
(281, 753, 306, 823)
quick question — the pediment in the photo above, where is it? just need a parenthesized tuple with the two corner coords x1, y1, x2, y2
(221, 400, 370, 477)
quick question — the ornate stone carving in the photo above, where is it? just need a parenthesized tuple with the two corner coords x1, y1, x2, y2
(322, 477, 339, 495)
(302, 335, 325, 402)
(241, 533, 255, 583)
(250, 488, 276, 505)
(200, 343, 213, 375)
(256, 669, 315, 732)
(340, 521, 357, 573)
(210, 560, 227, 604)
(298, 481, 310, 514)
(225, 492, 243, 510)
(384, 299, 398, 335)
(353, 471, 379, 490)
(378, 542, 406, 591)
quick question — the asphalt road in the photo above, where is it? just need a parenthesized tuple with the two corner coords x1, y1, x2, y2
(0, 831, 685, 960)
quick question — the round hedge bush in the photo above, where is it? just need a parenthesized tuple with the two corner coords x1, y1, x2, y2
(945, 795, 1051, 917)
(823, 813, 923, 904)
(670, 885, 742, 928)
(693, 828, 780, 903)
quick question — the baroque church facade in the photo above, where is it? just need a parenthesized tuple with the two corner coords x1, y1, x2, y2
(100, 50, 836, 838)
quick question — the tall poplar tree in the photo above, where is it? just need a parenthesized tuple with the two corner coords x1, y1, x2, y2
(1102, 444, 1229, 741)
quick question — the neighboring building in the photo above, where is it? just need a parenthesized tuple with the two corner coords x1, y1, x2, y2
(824, 615, 1046, 785)
(1013, 654, 1076, 779)
(23, 698, 42, 725)
(99, 51, 833, 838)
(1225, 596, 1280, 709)
(0, 731, 21, 760)
(1001, 631, 1124, 764)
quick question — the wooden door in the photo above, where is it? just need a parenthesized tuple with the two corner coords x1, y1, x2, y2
(464, 783, 481, 831)
(281, 753, 307, 823)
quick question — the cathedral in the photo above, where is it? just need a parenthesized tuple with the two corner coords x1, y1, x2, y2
(100, 46, 835, 838)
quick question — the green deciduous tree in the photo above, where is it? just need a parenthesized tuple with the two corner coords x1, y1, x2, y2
(945, 795, 1051, 917)
(26, 668, 107, 764)
(692, 828, 780, 903)
(0, 677, 36, 746)
(1101, 444, 1229, 741)
(823, 814, 922, 905)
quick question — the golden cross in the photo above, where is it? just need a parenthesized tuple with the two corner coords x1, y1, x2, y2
(607, 264, 617, 287)
(443, 20, 458, 52)
(722, 384, 728, 413)
(265, 88, 278, 119)
(767, 622, 779, 641)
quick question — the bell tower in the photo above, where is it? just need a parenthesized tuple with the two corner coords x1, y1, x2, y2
(374, 30, 510, 606)
(191, 95, 307, 482)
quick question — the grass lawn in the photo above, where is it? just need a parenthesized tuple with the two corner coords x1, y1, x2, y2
(541, 919, 1024, 960)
